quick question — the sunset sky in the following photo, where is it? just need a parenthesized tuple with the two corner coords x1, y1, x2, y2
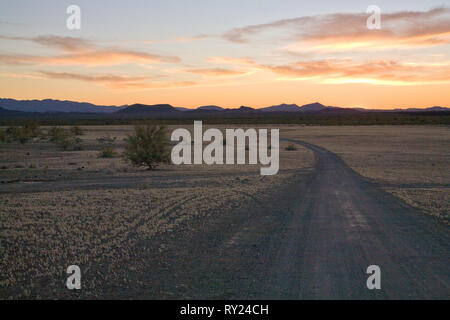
(0, 0, 449, 109)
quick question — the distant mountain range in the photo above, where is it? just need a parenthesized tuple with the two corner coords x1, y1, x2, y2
(0, 106, 27, 116)
(0, 98, 126, 113)
(0, 98, 448, 115)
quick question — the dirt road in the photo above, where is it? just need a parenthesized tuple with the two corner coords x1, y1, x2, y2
(134, 139, 449, 300)
(261, 140, 449, 299)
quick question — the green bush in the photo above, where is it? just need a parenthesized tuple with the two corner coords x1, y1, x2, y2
(55, 134, 75, 151)
(70, 126, 84, 136)
(123, 123, 170, 170)
(98, 146, 117, 158)
(6, 126, 29, 144)
(285, 144, 297, 151)
(0, 129, 7, 143)
(3, 122, 41, 144)
(47, 127, 66, 142)
(47, 127, 82, 151)
(23, 121, 41, 138)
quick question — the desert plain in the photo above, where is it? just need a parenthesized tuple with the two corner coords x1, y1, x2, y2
(0, 124, 448, 299)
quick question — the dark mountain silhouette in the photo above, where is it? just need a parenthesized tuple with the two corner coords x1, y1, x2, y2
(393, 106, 449, 112)
(261, 102, 347, 113)
(197, 105, 224, 111)
(225, 106, 257, 113)
(316, 107, 363, 114)
(261, 103, 301, 112)
(0, 106, 27, 116)
(175, 107, 191, 112)
(0, 98, 125, 113)
(298, 102, 329, 112)
(0, 98, 448, 117)
(118, 104, 180, 114)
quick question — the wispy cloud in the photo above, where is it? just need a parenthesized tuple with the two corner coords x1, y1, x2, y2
(175, 34, 212, 43)
(32, 35, 93, 52)
(260, 58, 450, 85)
(0, 72, 45, 80)
(0, 51, 180, 66)
(206, 56, 256, 66)
(38, 71, 146, 83)
(0, 35, 92, 51)
(183, 67, 249, 76)
(0, 34, 181, 66)
(37, 71, 197, 89)
(222, 7, 450, 51)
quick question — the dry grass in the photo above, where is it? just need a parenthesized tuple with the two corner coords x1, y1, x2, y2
(387, 188, 449, 223)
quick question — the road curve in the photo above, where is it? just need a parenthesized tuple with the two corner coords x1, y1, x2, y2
(142, 139, 450, 300)
(258, 139, 450, 299)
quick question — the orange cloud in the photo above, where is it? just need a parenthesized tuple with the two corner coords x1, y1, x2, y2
(261, 58, 450, 85)
(0, 49, 180, 66)
(37, 71, 196, 89)
(0, 35, 92, 51)
(183, 68, 249, 76)
(206, 56, 256, 66)
(0, 34, 181, 66)
(31, 35, 93, 52)
(223, 7, 450, 51)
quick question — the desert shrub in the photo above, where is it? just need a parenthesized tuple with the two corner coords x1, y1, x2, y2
(285, 144, 297, 151)
(0, 129, 8, 142)
(73, 137, 84, 150)
(55, 134, 75, 150)
(70, 126, 84, 136)
(57, 135, 83, 151)
(123, 123, 170, 170)
(47, 127, 66, 142)
(98, 146, 117, 158)
(6, 126, 29, 144)
(48, 127, 82, 150)
(22, 121, 41, 138)
(3, 122, 41, 144)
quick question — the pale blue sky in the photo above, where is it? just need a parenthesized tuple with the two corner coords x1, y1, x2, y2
(1, 0, 446, 40)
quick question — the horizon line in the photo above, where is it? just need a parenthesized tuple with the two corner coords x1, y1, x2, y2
(0, 97, 447, 111)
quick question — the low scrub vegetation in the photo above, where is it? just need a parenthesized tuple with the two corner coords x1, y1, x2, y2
(1, 121, 42, 144)
(47, 127, 66, 142)
(70, 126, 84, 136)
(123, 123, 170, 170)
(0, 129, 7, 142)
(47, 127, 82, 151)
(285, 144, 297, 151)
(98, 146, 117, 158)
